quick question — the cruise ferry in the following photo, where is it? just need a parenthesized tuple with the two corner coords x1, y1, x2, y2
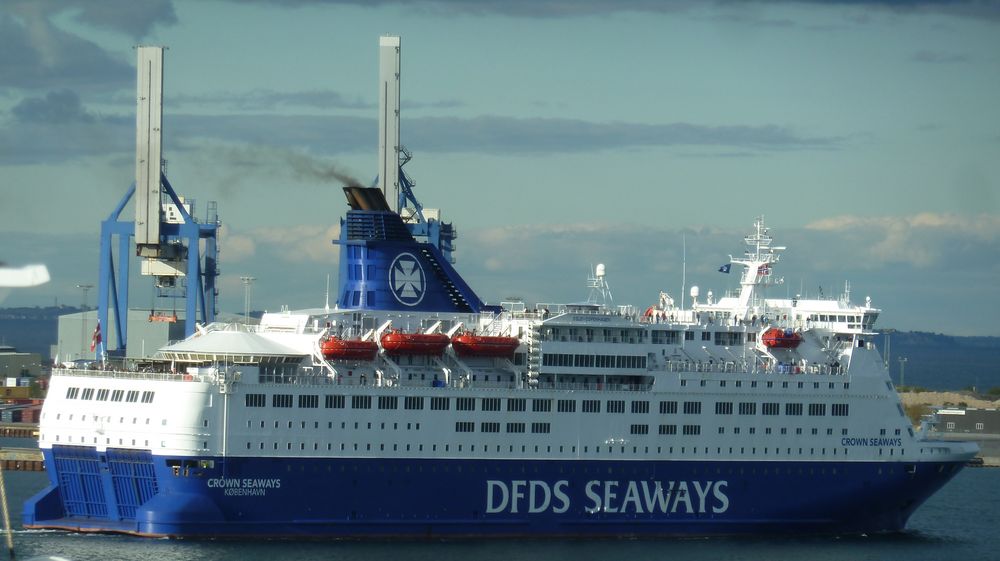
(23, 193, 977, 537)
(23, 37, 976, 538)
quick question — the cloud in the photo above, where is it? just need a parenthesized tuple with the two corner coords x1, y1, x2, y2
(0, 90, 130, 164)
(0, 10, 132, 91)
(2, 93, 836, 165)
(217, 224, 257, 262)
(455, 214, 1000, 335)
(805, 213, 1000, 268)
(222, 0, 1000, 21)
(57, 0, 177, 38)
(170, 114, 373, 155)
(173, 89, 374, 111)
(0, 1, 175, 91)
(404, 116, 839, 154)
(251, 224, 342, 264)
(170, 114, 837, 156)
(10, 89, 96, 124)
(2, 212, 997, 335)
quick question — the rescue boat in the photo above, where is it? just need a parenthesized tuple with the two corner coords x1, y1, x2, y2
(321, 336, 379, 361)
(450, 332, 520, 358)
(761, 327, 803, 349)
(380, 331, 450, 356)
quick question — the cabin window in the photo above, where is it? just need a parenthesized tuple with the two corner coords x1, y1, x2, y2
(630, 424, 649, 435)
(659, 424, 677, 435)
(659, 401, 678, 414)
(532, 399, 552, 412)
(531, 422, 551, 434)
(683, 401, 702, 415)
(482, 398, 501, 411)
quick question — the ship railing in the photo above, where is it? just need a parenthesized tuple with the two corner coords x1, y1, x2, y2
(51, 367, 212, 382)
(530, 381, 653, 392)
(661, 360, 846, 376)
(664, 360, 752, 374)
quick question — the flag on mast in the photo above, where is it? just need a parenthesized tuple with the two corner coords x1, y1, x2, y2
(90, 321, 102, 352)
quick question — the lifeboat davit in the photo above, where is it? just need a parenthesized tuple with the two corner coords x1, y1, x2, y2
(451, 333, 520, 359)
(380, 331, 450, 356)
(321, 337, 378, 361)
(761, 327, 802, 349)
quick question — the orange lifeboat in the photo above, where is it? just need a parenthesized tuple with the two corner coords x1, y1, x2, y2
(321, 337, 378, 361)
(451, 333, 520, 359)
(380, 331, 450, 356)
(761, 327, 802, 349)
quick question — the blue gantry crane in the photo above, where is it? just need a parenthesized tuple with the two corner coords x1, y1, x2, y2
(97, 46, 219, 358)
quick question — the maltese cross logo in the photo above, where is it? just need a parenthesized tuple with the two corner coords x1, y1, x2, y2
(389, 253, 425, 306)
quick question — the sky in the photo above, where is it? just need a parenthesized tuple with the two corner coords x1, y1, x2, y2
(0, 0, 998, 336)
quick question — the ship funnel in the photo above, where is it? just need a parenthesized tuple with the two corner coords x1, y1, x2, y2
(343, 186, 392, 212)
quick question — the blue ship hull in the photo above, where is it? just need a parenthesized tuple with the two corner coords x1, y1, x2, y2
(24, 446, 966, 538)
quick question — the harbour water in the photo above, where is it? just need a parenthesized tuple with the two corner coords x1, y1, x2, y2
(2, 451, 998, 561)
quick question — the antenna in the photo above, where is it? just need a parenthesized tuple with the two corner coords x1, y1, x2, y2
(680, 233, 686, 310)
(325, 274, 330, 311)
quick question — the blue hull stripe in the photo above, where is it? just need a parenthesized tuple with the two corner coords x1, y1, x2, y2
(24, 447, 967, 538)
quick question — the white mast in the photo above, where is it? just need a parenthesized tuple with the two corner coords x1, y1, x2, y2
(729, 216, 784, 319)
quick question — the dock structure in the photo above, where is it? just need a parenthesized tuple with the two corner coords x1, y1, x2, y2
(0, 423, 38, 438)
(0, 448, 43, 471)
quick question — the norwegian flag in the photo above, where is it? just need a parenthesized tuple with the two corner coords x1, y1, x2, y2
(757, 264, 771, 276)
(90, 321, 102, 352)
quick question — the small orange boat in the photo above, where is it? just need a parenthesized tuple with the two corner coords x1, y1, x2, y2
(380, 331, 450, 356)
(321, 337, 379, 361)
(451, 333, 520, 359)
(761, 327, 802, 349)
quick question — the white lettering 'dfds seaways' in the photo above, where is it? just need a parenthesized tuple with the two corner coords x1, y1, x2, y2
(486, 479, 729, 515)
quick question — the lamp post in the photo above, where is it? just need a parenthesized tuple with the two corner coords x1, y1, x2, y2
(240, 276, 256, 324)
(882, 328, 896, 370)
(898, 356, 908, 388)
